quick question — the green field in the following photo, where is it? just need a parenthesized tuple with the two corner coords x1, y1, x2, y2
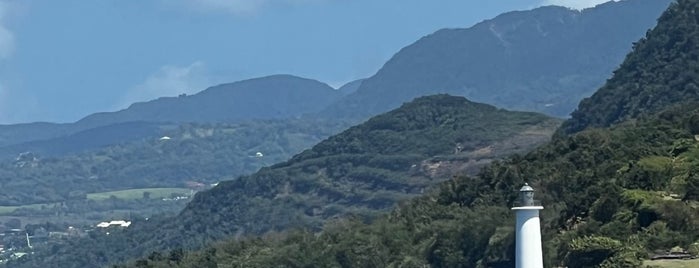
(0, 206, 18, 214)
(644, 259, 699, 268)
(0, 188, 192, 215)
(86, 188, 192, 201)
(0, 203, 50, 215)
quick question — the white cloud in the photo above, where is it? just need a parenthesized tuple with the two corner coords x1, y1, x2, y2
(193, 0, 266, 14)
(540, 0, 617, 10)
(0, 1, 14, 60)
(172, 0, 328, 15)
(116, 61, 213, 109)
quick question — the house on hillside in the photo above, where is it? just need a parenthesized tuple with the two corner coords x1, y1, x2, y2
(96, 220, 131, 228)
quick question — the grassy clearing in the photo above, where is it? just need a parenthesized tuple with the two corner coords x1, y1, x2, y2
(0, 206, 18, 214)
(644, 258, 699, 268)
(0, 203, 58, 215)
(0, 188, 191, 215)
(86, 188, 191, 201)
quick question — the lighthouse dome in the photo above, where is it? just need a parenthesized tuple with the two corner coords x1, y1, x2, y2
(520, 183, 534, 192)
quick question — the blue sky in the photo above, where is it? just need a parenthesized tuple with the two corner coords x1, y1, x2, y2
(0, 0, 614, 124)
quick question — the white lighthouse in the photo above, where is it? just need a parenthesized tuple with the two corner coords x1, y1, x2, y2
(512, 183, 544, 268)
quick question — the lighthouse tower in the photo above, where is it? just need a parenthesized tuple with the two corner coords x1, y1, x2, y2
(512, 183, 544, 268)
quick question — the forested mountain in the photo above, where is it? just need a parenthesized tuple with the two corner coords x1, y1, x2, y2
(77, 75, 342, 127)
(178, 95, 558, 236)
(100, 0, 699, 267)
(0, 75, 343, 150)
(12, 95, 560, 267)
(323, 0, 672, 120)
(559, 0, 699, 135)
(0, 119, 349, 206)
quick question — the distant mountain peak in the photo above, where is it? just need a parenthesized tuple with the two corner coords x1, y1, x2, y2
(75, 74, 341, 128)
(322, 0, 671, 120)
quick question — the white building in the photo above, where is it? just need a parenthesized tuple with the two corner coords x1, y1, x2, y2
(96, 220, 132, 228)
(512, 183, 544, 268)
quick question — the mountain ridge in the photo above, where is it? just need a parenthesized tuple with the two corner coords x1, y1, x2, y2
(77, 74, 342, 127)
(0, 74, 346, 156)
(322, 0, 672, 120)
(0, 0, 671, 156)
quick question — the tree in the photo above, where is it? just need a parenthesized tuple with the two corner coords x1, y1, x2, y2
(565, 236, 622, 268)
(4, 218, 21, 229)
(684, 172, 699, 201)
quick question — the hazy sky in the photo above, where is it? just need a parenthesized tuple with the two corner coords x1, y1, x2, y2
(0, 0, 615, 124)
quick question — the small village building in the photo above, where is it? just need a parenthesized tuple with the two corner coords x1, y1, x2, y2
(96, 220, 131, 228)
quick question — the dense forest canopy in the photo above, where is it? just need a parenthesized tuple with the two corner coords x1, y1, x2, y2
(560, 0, 699, 135)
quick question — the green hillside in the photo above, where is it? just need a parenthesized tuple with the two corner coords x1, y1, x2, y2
(118, 103, 699, 268)
(11, 95, 560, 267)
(560, 0, 699, 135)
(110, 0, 699, 267)
(0, 118, 349, 206)
(178, 95, 559, 236)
